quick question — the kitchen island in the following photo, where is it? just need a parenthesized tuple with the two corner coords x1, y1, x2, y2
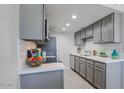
(70, 52, 124, 89)
(20, 63, 65, 89)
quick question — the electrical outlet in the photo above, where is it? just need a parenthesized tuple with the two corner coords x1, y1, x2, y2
(0, 83, 12, 87)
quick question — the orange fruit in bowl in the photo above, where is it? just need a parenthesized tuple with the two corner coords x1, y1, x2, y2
(31, 57, 36, 61)
(36, 56, 43, 61)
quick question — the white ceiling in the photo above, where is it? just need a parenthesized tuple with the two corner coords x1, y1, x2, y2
(102, 4, 124, 13)
(46, 4, 122, 32)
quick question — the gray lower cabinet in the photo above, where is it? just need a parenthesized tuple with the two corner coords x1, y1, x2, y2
(70, 54, 122, 89)
(94, 66, 105, 89)
(75, 56, 80, 73)
(70, 54, 75, 70)
(93, 20, 101, 43)
(79, 61, 86, 77)
(86, 63, 94, 84)
(20, 70, 64, 89)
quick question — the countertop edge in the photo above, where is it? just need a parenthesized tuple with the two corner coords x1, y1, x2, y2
(19, 63, 65, 75)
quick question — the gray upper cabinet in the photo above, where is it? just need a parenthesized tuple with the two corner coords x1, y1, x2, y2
(93, 20, 101, 43)
(74, 31, 84, 46)
(75, 13, 121, 44)
(85, 25, 93, 38)
(101, 14, 114, 43)
(81, 28, 86, 39)
(19, 4, 44, 40)
(93, 13, 121, 44)
(101, 13, 121, 43)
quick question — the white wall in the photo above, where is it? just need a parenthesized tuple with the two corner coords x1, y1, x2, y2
(50, 31, 75, 68)
(81, 39, 124, 58)
(0, 5, 19, 88)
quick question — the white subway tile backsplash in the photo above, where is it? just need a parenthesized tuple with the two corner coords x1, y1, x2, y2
(19, 40, 36, 70)
(77, 38, 124, 58)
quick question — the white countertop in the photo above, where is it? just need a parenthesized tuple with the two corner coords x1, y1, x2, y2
(71, 52, 124, 64)
(20, 63, 65, 75)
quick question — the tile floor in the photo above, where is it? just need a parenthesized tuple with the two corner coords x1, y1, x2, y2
(64, 69, 94, 89)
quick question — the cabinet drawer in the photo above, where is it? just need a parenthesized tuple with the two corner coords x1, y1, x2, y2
(95, 62, 105, 69)
(80, 58, 86, 62)
(87, 60, 94, 65)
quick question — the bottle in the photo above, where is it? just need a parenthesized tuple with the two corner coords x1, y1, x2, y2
(111, 50, 119, 59)
(93, 49, 97, 56)
(42, 50, 46, 62)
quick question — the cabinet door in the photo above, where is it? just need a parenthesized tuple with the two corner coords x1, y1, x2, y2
(19, 4, 43, 40)
(79, 61, 86, 77)
(101, 14, 114, 43)
(86, 64, 94, 84)
(75, 57, 80, 73)
(70, 55, 75, 69)
(93, 21, 101, 43)
(74, 31, 83, 46)
(81, 28, 85, 39)
(94, 67, 105, 89)
(74, 31, 80, 46)
(85, 25, 93, 38)
(20, 70, 63, 89)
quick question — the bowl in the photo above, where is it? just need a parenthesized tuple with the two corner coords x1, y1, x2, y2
(25, 58, 42, 67)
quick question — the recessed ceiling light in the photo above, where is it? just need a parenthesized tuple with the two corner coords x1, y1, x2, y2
(62, 27, 66, 31)
(72, 15, 77, 19)
(66, 23, 70, 26)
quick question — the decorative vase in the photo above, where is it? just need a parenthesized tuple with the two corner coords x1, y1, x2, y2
(111, 50, 119, 59)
